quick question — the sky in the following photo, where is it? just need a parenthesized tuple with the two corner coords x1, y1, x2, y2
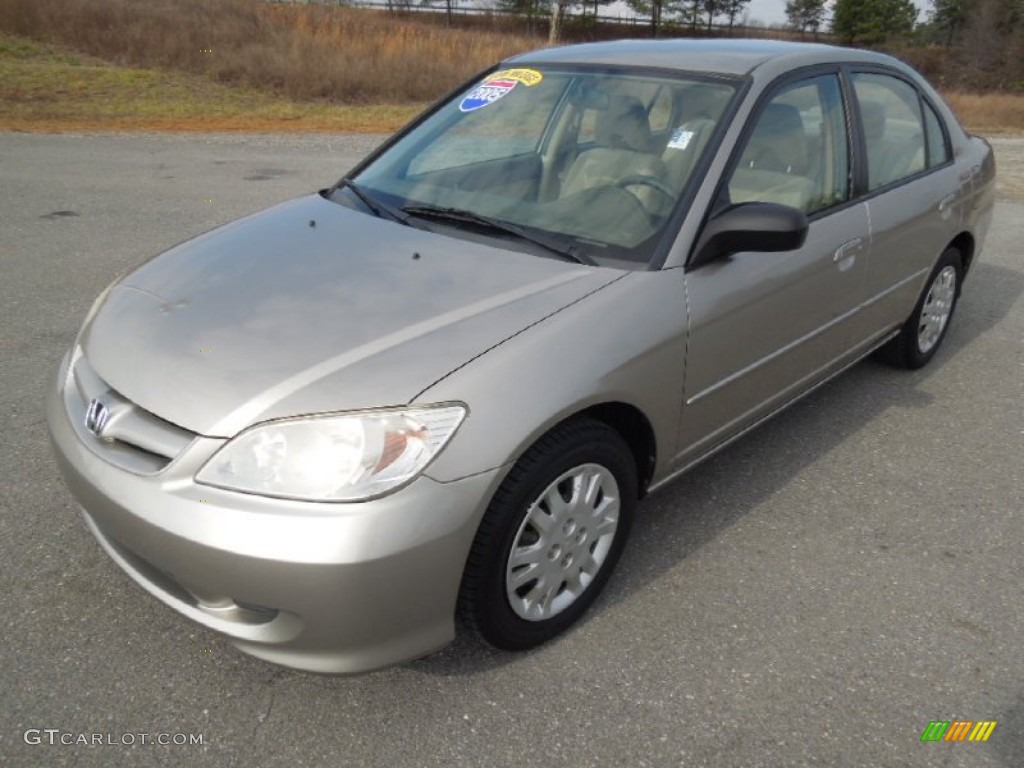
(747, 0, 788, 25)
(596, 0, 790, 26)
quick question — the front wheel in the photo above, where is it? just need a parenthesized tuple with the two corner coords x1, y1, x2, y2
(458, 418, 637, 650)
(878, 247, 962, 369)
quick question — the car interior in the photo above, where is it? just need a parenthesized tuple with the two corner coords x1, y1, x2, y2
(730, 102, 818, 212)
(558, 93, 672, 216)
(355, 73, 738, 257)
(859, 98, 927, 189)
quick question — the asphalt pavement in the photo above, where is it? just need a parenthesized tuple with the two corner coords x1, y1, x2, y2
(1, 132, 1022, 767)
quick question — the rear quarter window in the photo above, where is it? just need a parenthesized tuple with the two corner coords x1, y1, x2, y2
(922, 99, 952, 168)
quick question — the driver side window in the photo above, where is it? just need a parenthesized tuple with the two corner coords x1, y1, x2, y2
(726, 75, 850, 215)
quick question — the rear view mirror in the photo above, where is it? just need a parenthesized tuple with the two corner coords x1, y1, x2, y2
(690, 202, 808, 270)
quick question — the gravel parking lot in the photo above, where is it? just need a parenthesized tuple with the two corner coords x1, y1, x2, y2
(990, 137, 1024, 201)
(1, 132, 1022, 767)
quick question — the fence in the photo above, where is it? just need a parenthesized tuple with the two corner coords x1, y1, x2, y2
(262, 0, 819, 41)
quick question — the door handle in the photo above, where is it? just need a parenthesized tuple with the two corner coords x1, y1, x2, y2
(833, 237, 863, 264)
(938, 193, 957, 219)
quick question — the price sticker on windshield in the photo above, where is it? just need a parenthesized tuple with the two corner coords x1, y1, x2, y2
(459, 69, 543, 113)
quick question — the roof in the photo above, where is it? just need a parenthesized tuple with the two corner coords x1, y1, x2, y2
(507, 39, 901, 79)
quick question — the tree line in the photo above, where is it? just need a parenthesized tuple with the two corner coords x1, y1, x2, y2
(493, 0, 757, 41)
(830, 0, 1023, 89)
(383, 0, 1024, 88)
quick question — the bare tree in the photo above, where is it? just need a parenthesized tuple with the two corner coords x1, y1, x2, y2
(957, 0, 1024, 88)
(625, 0, 679, 36)
(549, 0, 567, 42)
(720, 0, 752, 31)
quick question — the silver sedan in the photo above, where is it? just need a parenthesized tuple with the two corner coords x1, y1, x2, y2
(47, 39, 996, 673)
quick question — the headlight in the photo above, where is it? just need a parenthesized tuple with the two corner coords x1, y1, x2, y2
(195, 404, 466, 502)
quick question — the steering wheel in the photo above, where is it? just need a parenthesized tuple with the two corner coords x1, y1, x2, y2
(615, 175, 676, 205)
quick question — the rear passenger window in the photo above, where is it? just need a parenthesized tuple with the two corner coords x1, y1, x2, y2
(923, 100, 951, 168)
(726, 74, 850, 215)
(852, 73, 927, 190)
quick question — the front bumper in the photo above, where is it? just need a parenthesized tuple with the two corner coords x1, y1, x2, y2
(46, 353, 502, 674)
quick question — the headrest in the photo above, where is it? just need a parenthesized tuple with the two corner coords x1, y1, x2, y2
(744, 102, 808, 175)
(757, 103, 805, 141)
(596, 95, 652, 153)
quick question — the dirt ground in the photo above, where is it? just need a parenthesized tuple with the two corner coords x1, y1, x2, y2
(990, 137, 1024, 201)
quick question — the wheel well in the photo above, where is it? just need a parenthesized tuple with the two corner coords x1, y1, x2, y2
(949, 232, 975, 277)
(579, 402, 657, 498)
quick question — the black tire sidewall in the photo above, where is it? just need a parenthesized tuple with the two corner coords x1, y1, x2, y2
(466, 420, 637, 650)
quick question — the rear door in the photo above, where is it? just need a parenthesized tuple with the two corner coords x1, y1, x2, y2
(677, 71, 871, 464)
(848, 70, 967, 334)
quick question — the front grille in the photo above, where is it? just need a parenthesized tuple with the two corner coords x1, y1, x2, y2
(65, 350, 196, 473)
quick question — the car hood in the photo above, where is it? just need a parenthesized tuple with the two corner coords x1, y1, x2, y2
(81, 193, 621, 437)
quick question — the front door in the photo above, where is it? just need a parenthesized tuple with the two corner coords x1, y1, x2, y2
(676, 72, 869, 465)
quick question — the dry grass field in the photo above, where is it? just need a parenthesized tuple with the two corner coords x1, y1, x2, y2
(0, 0, 1021, 135)
(944, 91, 1024, 136)
(0, 0, 535, 103)
(0, 33, 423, 133)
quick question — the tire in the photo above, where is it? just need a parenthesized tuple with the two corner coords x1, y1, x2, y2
(458, 417, 637, 651)
(877, 247, 962, 369)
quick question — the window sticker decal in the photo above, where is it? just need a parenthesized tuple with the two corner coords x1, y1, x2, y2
(492, 69, 544, 87)
(666, 127, 696, 151)
(459, 69, 544, 113)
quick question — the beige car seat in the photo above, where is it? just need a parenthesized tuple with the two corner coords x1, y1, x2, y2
(729, 103, 815, 211)
(561, 95, 671, 216)
(861, 99, 926, 189)
(660, 86, 730, 189)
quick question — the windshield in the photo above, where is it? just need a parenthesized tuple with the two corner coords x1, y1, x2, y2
(334, 66, 738, 267)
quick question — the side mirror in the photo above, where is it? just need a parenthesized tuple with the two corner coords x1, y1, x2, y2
(689, 202, 809, 270)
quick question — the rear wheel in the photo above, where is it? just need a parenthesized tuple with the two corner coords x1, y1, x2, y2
(458, 418, 636, 650)
(878, 247, 962, 369)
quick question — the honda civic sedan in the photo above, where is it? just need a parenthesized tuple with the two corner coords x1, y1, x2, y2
(48, 39, 996, 673)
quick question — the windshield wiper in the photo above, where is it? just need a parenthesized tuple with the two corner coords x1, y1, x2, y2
(336, 179, 410, 226)
(401, 204, 594, 265)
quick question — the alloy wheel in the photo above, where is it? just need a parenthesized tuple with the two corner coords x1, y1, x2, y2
(505, 463, 620, 621)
